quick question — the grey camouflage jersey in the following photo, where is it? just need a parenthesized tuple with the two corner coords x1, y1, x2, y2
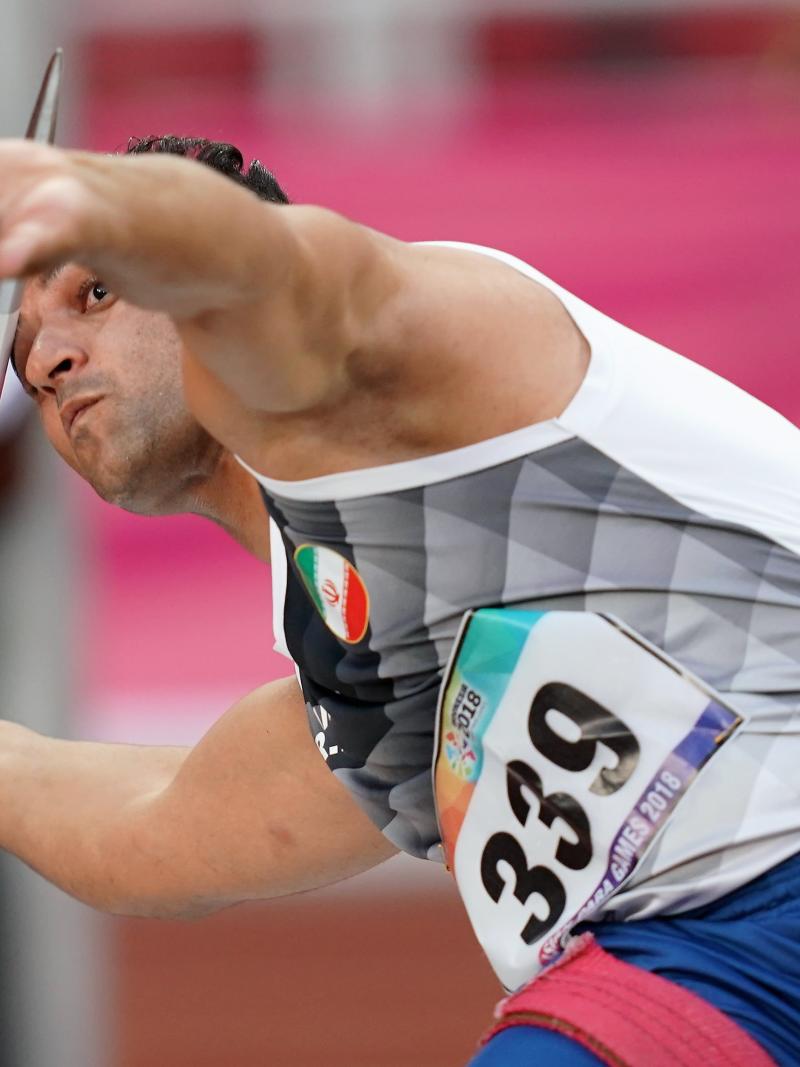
(262, 441, 800, 857)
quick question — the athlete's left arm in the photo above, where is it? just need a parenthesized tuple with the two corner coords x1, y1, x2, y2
(0, 141, 408, 414)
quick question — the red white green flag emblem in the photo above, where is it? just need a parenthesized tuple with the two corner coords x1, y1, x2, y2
(294, 544, 370, 644)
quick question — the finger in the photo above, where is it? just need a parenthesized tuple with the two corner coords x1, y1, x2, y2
(0, 174, 86, 278)
(0, 222, 56, 276)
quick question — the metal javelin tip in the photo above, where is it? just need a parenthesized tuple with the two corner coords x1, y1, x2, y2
(25, 49, 63, 144)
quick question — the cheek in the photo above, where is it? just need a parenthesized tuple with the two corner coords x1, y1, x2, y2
(118, 313, 185, 404)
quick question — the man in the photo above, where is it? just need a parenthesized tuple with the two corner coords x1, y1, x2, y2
(0, 134, 798, 1066)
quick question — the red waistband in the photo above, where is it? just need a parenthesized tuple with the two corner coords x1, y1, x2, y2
(482, 934, 775, 1067)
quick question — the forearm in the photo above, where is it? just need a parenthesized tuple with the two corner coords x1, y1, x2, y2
(0, 681, 396, 920)
(0, 141, 403, 412)
(0, 721, 188, 915)
(142, 682, 399, 911)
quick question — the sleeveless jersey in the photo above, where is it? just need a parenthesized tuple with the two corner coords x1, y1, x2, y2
(238, 242, 800, 920)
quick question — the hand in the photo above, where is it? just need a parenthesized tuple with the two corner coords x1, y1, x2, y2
(0, 139, 263, 318)
(0, 141, 106, 277)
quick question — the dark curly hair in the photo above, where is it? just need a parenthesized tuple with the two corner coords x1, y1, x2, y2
(125, 136, 290, 205)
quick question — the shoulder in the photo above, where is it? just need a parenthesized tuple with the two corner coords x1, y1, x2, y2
(188, 226, 588, 480)
(350, 239, 590, 453)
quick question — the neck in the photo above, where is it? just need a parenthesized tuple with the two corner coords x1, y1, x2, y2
(187, 449, 271, 562)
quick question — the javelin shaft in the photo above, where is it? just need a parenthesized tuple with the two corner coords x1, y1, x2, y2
(0, 280, 23, 392)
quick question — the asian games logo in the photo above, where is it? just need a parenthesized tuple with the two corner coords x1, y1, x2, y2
(444, 681, 485, 781)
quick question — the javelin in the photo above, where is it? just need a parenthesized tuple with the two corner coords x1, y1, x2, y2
(0, 49, 63, 394)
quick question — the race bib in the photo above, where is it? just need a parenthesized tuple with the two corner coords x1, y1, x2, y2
(433, 609, 743, 992)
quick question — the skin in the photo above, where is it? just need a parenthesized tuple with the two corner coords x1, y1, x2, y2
(0, 139, 589, 919)
(15, 265, 269, 556)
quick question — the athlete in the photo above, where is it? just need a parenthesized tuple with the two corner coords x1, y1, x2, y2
(0, 134, 798, 1066)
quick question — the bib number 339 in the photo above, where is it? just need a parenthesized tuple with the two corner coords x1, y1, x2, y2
(433, 610, 742, 992)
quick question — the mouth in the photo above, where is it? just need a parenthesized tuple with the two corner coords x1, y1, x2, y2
(61, 396, 102, 436)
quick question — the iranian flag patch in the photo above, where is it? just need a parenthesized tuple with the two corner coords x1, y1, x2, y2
(294, 544, 370, 644)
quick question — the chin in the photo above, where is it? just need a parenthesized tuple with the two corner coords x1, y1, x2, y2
(89, 450, 208, 516)
(84, 457, 165, 516)
(91, 476, 147, 514)
(76, 418, 219, 517)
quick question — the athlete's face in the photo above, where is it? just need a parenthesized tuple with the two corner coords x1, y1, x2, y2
(13, 263, 220, 513)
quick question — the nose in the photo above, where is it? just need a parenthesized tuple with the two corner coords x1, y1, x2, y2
(25, 328, 89, 395)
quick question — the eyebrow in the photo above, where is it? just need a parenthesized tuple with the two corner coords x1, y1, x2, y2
(40, 262, 69, 289)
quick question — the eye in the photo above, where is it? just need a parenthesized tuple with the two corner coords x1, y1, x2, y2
(86, 282, 109, 310)
(78, 277, 112, 312)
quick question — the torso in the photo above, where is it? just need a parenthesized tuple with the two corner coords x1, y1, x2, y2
(240, 243, 800, 921)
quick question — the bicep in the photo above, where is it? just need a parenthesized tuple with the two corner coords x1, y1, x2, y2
(178, 206, 408, 417)
(147, 676, 397, 912)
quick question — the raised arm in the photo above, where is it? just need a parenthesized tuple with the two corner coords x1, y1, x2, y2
(0, 138, 589, 477)
(0, 676, 397, 918)
(0, 141, 401, 414)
